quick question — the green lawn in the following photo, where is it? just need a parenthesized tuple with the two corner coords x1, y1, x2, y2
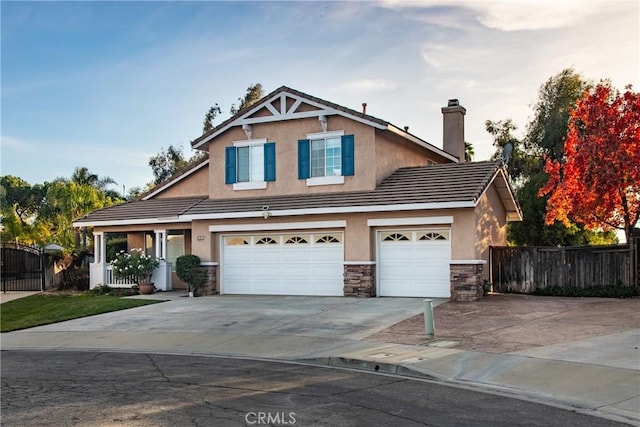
(0, 294, 163, 332)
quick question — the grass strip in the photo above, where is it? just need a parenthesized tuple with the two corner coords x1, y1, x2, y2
(1, 294, 162, 332)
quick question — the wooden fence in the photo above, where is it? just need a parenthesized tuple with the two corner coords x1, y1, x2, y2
(490, 244, 636, 294)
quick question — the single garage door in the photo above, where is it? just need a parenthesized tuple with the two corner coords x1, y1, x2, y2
(378, 229, 451, 297)
(222, 232, 344, 296)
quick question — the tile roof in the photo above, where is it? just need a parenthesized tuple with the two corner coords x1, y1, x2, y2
(74, 197, 204, 224)
(74, 161, 518, 226)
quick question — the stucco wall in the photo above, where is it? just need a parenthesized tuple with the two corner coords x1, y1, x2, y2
(374, 130, 451, 185)
(475, 184, 508, 261)
(154, 165, 209, 199)
(127, 232, 145, 251)
(205, 115, 452, 200)
(207, 116, 377, 199)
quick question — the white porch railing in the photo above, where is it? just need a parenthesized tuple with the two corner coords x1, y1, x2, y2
(89, 261, 172, 291)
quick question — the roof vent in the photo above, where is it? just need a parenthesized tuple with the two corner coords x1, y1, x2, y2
(447, 99, 459, 107)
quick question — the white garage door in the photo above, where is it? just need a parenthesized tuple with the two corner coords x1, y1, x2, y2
(378, 230, 451, 297)
(222, 233, 344, 296)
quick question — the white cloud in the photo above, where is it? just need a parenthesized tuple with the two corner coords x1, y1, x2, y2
(471, 0, 598, 31)
(0, 135, 32, 152)
(380, 0, 608, 31)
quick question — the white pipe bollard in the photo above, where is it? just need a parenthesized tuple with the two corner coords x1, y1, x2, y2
(424, 299, 435, 339)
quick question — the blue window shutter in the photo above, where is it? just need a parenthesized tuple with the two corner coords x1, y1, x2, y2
(225, 146, 237, 184)
(341, 134, 355, 176)
(264, 142, 276, 182)
(298, 139, 310, 179)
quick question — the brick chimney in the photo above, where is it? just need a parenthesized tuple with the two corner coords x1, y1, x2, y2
(442, 99, 466, 162)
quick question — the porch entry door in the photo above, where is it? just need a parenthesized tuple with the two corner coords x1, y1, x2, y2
(378, 229, 451, 298)
(221, 232, 344, 296)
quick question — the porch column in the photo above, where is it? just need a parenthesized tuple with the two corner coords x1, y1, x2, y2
(89, 232, 106, 289)
(154, 230, 167, 260)
(152, 230, 171, 291)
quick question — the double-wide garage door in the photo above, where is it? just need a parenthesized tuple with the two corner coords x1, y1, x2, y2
(222, 233, 343, 296)
(378, 229, 451, 298)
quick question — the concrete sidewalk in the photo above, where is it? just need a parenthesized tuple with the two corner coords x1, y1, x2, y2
(1, 294, 638, 425)
(0, 291, 41, 304)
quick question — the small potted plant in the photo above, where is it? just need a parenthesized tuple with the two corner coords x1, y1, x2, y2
(176, 254, 206, 297)
(111, 248, 160, 294)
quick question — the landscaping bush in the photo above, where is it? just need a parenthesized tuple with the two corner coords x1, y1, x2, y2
(89, 284, 139, 297)
(176, 254, 207, 295)
(531, 285, 639, 298)
(60, 266, 89, 291)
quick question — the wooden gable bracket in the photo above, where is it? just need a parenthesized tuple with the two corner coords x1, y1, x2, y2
(238, 92, 337, 126)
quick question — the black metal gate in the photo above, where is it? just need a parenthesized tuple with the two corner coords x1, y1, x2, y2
(1, 243, 45, 292)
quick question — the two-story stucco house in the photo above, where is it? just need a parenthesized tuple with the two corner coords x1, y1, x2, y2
(74, 86, 521, 301)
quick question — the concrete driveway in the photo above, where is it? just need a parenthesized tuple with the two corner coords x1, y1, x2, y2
(24, 294, 442, 341)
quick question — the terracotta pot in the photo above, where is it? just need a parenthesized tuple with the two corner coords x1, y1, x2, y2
(139, 282, 154, 295)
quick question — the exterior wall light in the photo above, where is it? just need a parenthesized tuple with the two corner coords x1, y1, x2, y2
(262, 205, 271, 219)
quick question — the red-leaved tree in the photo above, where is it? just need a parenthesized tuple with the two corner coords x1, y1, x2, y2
(539, 82, 640, 243)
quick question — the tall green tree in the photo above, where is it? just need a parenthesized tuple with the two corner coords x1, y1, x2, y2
(229, 83, 264, 115)
(148, 145, 188, 185)
(1, 171, 119, 248)
(0, 176, 48, 244)
(485, 119, 534, 183)
(70, 166, 121, 199)
(38, 180, 113, 249)
(526, 68, 588, 162)
(464, 141, 474, 162)
(202, 103, 222, 134)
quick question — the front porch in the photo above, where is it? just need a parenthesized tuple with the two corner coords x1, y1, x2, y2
(89, 230, 173, 291)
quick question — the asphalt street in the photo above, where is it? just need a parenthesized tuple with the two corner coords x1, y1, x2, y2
(0, 350, 629, 427)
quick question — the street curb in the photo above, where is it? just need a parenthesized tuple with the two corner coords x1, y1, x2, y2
(295, 355, 639, 427)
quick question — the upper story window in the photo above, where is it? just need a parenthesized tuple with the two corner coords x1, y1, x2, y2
(311, 136, 342, 177)
(225, 139, 276, 190)
(298, 131, 354, 186)
(237, 145, 263, 183)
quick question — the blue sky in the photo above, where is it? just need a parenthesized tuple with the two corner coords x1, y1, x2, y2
(2, 1, 638, 195)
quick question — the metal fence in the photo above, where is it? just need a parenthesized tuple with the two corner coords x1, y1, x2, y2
(1, 243, 45, 292)
(490, 244, 635, 293)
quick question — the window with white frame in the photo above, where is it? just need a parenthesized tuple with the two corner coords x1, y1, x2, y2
(225, 138, 276, 189)
(237, 144, 264, 182)
(298, 131, 354, 186)
(311, 136, 342, 177)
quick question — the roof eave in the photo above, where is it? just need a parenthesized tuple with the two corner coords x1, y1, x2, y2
(475, 165, 522, 221)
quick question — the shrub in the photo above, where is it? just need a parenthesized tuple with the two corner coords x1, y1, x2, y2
(89, 284, 139, 297)
(60, 266, 89, 291)
(111, 249, 160, 284)
(90, 284, 112, 296)
(176, 254, 207, 295)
